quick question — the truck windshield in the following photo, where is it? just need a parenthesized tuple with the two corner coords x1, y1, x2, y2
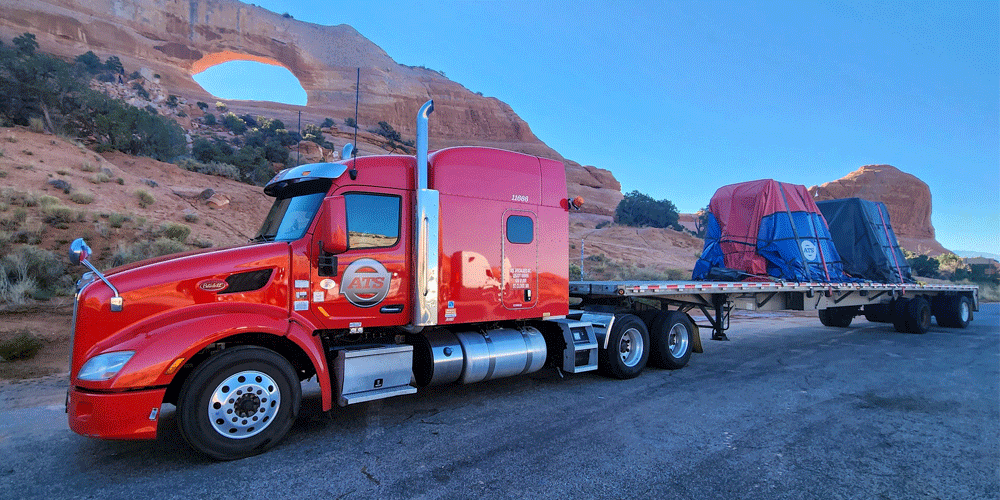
(255, 190, 328, 242)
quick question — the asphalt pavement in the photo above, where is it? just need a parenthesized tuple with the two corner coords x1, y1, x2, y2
(1, 305, 997, 500)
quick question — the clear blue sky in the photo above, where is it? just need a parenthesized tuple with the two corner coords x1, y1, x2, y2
(200, 0, 998, 254)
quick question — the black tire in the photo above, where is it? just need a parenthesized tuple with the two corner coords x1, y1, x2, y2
(818, 306, 857, 328)
(648, 311, 694, 369)
(598, 314, 649, 379)
(907, 297, 932, 334)
(177, 346, 301, 460)
(938, 295, 972, 329)
(891, 298, 910, 333)
(863, 304, 892, 323)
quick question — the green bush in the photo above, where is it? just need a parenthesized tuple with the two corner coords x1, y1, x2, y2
(183, 212, 199, 223)
(221, 112, 247, 135)
(135, 189, 154, 208)
(615, 190, 679, 229)
(69, 190, 95, 204)
(203, 113, 216, 126)
(0, 331, 43, 360)
(108, 212, 128, 227)
(0, 245, 70, 303)
(177, 157, 240, 181)
(28, 117, 44, 133)
(41, 204, 76, 224)
(161, 222, 190, 242)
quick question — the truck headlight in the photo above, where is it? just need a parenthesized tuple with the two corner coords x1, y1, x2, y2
(77, 351, 134, 381)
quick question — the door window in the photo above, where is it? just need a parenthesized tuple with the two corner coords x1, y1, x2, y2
(345, 193, 401, 249)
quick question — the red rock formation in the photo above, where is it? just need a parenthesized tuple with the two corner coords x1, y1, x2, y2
(0, 0, 560, 158)
(565, 160, 623, 217)
(809, 164, 950, 256)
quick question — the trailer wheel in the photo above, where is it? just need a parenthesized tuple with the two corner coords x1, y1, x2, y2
(894, 297, 931, 334)
(818, 306, 857, 328)
(891, 298, 910, 333)
(177, 346, 301, 460)
(938, 295, 972, 329)
(599, 314, 649, 379)
(648, 311, 693, 369)
(863, 304, 892, 323)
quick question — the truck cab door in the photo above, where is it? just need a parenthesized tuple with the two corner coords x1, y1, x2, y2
(310, 188, 411, 329)
(501, 210, 537, 310)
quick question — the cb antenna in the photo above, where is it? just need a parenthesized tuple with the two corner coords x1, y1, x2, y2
(349, 67, 359, 180)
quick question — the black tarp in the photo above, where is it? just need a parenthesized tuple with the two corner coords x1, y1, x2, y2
(815, 198, 914, 283)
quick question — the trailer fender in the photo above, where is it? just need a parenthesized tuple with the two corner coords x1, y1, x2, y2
(689, 319, 704, 354)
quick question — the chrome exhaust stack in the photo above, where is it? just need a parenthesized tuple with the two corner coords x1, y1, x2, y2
(412, 100, 438, 327)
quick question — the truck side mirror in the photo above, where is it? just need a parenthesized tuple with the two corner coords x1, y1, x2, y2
(315, 195, 348, 254)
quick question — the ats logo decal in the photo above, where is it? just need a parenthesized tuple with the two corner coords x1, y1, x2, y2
(341, 258, 391, 308)
(197, 279, 229, 292)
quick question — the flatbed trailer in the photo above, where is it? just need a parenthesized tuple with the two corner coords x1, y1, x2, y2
(570, 280, 980, 339)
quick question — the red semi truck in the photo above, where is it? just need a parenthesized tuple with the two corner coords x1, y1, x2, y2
(66, 101, 978, 459)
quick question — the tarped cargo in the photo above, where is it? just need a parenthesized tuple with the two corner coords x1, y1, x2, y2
(816, 197, 913, 283)
(693, 179, 851, 282)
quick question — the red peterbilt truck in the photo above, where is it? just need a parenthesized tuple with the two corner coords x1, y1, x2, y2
(66, 101, 978, 460)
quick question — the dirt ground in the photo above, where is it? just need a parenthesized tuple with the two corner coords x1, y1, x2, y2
(0, 303, 73, 381)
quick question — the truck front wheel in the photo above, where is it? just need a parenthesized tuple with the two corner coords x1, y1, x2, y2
(177, 346, 301, 460)
(599, 314, 649, 379)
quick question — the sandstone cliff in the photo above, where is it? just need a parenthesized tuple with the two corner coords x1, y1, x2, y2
(1, 0, 627, 219)
(809, 164, 950, 256)
(0, 0, 561, 157)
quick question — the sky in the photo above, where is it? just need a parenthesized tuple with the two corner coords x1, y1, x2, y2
(195, 0, 999, 254)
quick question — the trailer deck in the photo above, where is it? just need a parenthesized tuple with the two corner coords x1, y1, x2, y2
(570, 280, 980, 339)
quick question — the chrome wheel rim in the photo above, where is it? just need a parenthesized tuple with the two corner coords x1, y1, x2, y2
(619, 327, 644, 367)
(668, 323, 689, 358)
(208, 370, 281, 439)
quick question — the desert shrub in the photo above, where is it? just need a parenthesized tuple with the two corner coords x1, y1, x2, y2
(203, 113, 216, 126)
(131, 82, 150, 99)
(28, 117, 44, 133)
(191, 238, 213, 249)
(74, 50, 102, 73)
(103, 55, 123, 75)
(38, 195, 59, 207)
(90, 172, 111, 184)
(79, 161, 98, 172)
(321, 117, 334, 128)
(344, 117, 356, 128)
(111, 237, 187, 267)
(183, 213, 199, 223)
(108, 212, 128, 227)
(135, 189, 154, 208)
(166, 95, 179, 108)
(12, 220, 42, 244)
(69, 190, 95, 204)
(595, 220, 611, 229)
(116, 177, 124, 185)
(0, 245, 70, 303)
(177, 157, 240, 181)
(0, 207, 27, 230)
(615, 190, 680, 229)
(0, 331, 43, 360)
(0, 188, 39, 207)
(215, 101, 227, 112)
(221, 112, 247, 135)
(41, 204, 75, 224)
(161, 222, 190, 242)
